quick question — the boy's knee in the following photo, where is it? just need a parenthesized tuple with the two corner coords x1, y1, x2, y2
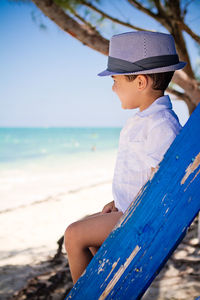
(64, 222, 80, 252)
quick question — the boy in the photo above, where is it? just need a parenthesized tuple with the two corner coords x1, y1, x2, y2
(64, 31, 186, 284)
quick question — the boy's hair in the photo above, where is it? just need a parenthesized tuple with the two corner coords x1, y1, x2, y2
(125, 71, 174, 91)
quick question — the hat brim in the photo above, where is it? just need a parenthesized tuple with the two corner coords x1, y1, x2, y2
(98, 61, 186, 77)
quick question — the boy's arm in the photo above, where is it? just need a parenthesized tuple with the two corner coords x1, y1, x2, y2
(102, 201, 118, 214)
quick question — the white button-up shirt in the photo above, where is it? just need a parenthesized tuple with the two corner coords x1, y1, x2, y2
(113, 95, 182, 213)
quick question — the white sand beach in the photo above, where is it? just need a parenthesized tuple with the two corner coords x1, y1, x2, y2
(0, 181, 113, 267)
(0, 150, 117, 298)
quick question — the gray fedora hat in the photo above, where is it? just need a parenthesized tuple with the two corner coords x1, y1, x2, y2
(98, 31, 186, 76)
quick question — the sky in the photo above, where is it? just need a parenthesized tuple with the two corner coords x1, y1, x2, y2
(0, 0, 199, 127)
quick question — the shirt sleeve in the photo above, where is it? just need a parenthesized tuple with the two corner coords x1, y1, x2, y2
(144, 121, 177, 168)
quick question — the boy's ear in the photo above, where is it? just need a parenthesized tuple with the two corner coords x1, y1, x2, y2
(137, 75, 148, 90)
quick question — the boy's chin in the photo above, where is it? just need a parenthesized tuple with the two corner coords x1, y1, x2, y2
(121, 104, 127, 109)
(121, 104, 137, 110)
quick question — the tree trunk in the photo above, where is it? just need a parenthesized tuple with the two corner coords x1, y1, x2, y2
(173, 71, 200, 113)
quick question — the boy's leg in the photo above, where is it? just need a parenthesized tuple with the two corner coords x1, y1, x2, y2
(78, 212, 102, 256)
(64, 211, 123, 284)
(80, 212, 102, 256)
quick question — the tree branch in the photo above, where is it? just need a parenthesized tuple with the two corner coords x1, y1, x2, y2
(32, 0, 109, 55)
(127, 0, 160, 20)
(82, 1, 150, 32)
(182, 0, 194, 17)
(178, 21, 200, 45)
(171, 29, 194, 78)
(167, 85, 196, 115)
(172, 70, 200, 107)
(167, 87, 187, 100)
(152, 0, 166, 17)
(69, 5, 99, 35)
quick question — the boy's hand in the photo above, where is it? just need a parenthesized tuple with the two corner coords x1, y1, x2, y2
(102, 201, 118, 214)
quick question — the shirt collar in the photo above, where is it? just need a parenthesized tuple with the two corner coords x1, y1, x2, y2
(136, 95, 172, 117)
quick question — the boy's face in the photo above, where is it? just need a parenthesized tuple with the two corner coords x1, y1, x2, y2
(111, 75, 140, 109)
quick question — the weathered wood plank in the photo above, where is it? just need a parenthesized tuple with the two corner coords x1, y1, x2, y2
(66, 104, 200, 300)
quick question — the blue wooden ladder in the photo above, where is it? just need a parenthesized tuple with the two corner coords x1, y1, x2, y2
(66, 104, 200, 300)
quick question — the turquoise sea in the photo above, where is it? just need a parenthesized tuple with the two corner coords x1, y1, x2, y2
(0, 127, 121, 165)
(0, 128, 121, 212)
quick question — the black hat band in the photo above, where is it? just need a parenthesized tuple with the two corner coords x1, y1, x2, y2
(107, 54, 179, 73)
